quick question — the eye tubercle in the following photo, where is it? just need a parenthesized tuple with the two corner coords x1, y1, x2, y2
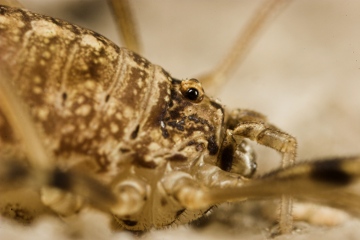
(180, 78, 204, 103)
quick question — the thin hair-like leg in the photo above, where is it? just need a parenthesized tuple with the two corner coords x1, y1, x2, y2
(0, 0, 23, 8)
(226, 108, 297, 233)
(162, 157, 360, 223)
(198, 0, 290, 95)
(0, 69, 51, 170)
(107, 0, 142, 53)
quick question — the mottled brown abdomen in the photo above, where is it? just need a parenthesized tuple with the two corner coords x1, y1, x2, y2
(0, 5, 172, 179)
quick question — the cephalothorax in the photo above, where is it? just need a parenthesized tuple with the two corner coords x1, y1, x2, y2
(0, 0, 360, 236)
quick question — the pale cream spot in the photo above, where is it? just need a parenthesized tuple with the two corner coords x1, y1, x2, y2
(12, 36, 20, 43)
(150, 130, 162, 140)
(85, 80, 96, 90)
(0, 16, 10, 29)
(172, 135, 181, 142)
(75, 104, 92, 116)
(82, 128, 95, 139)
(80, 64, 89, 71)
(106, 106, 116, 116)
(77, 95, 85, 104)
(40, 59, 46, 66)
(133, 89, 138, 95)
(12, 28, 21, 35)
(42, 51, 51, 59)
(15, 12, 26, 20)
(148, 142, 160, 151)
(90, 120, 100, 130)
(115, 113, 122, 120)
(145, 155, 162, 166)
(77, 59, 88, 71)
(104, 47, 118, 61)
(61, 124, 76, 134)
(61, 28, 76, 41)
(33, 76, 42, 84)
(100, 127, 109, 138)
(31, 20, 59, 38)
(214, 98, 222, 105)
(98, 57, 105, 64)
(123, 107, 133, 118)
(137, 80, 144, 88)
(81, 34, 102, 51)
(37, 107, 49, 121)
(33, 86, 42, 94)
(110, 122, 119, 134)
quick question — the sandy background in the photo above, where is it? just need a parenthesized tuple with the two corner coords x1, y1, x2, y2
(1, 0, 360, 239)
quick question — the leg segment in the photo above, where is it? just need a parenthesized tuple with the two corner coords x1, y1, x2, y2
(161, 167, 247, 211)
(228, 109, 297, 167)
(40, 173, 148, 217)
(162, 158, 360, 234)
(228, 109, 297, 233)
(107, 0, 141, 53)
(198, 0, 289, 95)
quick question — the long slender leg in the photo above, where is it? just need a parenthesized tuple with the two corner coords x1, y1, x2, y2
(107, 0, 142, 53)
(0, 158, 148, 219)
(228, 109, 296, 233)
(162, 157, 360, 228)
(0, 69, 51, 170)
(0, 0, 23, 8)
(228, 109, 297, 166)
(198, 0, 290, 95)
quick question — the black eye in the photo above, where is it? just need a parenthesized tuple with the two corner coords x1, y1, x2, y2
(185, 88, 199, 101)
(180, 79, 204, 103)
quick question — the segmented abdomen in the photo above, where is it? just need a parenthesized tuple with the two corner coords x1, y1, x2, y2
(0, 5, 171, 178)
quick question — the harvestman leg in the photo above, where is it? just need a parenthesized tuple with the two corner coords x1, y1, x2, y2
(162, 157, 360, 224)
(107, 0, 142, 53)
(0, 69, 51, 170)
(107, 0, 289, 82)
(198, 0, 289, 95)
(227, 109, 297, 167)
(228, 109, 297, 233)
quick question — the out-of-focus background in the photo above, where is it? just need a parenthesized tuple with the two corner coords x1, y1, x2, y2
(1, 0, 360, 239)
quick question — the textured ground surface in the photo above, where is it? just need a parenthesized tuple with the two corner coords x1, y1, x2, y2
(1, 0, 360, 239)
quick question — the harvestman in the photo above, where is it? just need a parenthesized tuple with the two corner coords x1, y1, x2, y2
(0, 0, 360, 236)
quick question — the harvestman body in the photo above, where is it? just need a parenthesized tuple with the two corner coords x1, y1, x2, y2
(0, 0, 360, 235)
